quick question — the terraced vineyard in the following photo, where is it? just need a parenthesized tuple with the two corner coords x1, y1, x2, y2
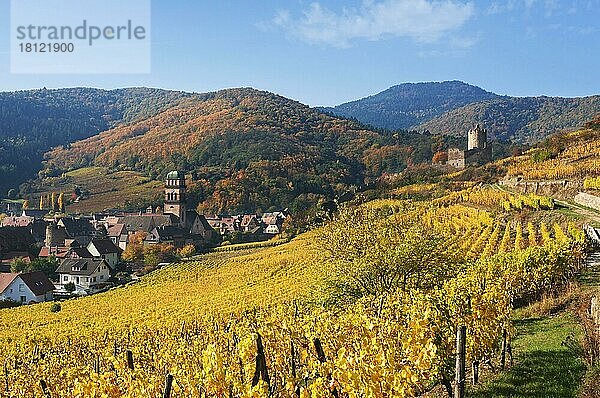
(505, 125, 600, 181)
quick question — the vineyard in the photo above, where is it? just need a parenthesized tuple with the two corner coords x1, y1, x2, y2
(0, 190, 589, 397)
(506, 126, 600, 180)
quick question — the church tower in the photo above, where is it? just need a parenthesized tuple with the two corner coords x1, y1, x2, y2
(164, 171, 186, 226)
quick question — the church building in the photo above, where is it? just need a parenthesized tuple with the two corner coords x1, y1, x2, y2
(118, 171, 215, 248)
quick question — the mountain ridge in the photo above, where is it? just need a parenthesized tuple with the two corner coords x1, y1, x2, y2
(34, 87, 435, 214)
(0, 87, 193, 193)
(323, 81, 600, 144)
(417, 95, 600, 143)
(320, 80, 500, 129)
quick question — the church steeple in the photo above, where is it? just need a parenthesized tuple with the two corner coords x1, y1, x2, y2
(163, 170, 186, 226)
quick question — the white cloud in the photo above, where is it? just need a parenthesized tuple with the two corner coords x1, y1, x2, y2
(273, 0, 475, 48)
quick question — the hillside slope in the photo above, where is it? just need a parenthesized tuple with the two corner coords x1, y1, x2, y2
(0, 87, 193, 192)
(41, 88, 435, 213)
(0, 191, 588, 396)
(495, 116, 600, 182)
(417, 96, 600, 143)
(321, 80, 498, 130)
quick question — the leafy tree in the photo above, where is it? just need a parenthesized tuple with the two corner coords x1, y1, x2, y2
(51, 192, 57, 212)
(64, 282, 76, 293)
(10, 258, 29, 273)
(178, 244, 196, 258)
(432, 151, 448, 164)
(121, 231, 146, 264)
(12, 257, 59, 280)
(319, 205, 453, 301)
(143, 244, 176, 267)
(57, 192, 65, 213)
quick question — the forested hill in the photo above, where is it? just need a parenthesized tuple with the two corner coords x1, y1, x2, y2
(0, 87, 193, 193)
(320, 81, 499, 130)
(323, 81, 600, 145)
(41, 88, 435, 213)
(417, 95, 600, 144)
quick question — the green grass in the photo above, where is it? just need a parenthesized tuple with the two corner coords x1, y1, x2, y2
(35, 167, 163, 213)
(555, 206, 584, 221)
(467, 313, 586, 398)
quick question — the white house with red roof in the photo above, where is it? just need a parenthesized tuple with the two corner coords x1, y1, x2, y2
(0, 272, 55, 303)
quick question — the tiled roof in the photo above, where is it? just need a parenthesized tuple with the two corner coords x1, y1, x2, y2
(19, 271, 55, 296)
(88, 239, 121, 254)
(69, 247, 93, 258)
(56, 259, 108, 276)
(0, 226, 35, 252)
(107, 223, 126, 237)
(0, 216, 34, 227)
(58, 217, 95, 237)
(39, 247, 70, 258)
(121, 214, 177, 233)
(0, 273, 19, 294)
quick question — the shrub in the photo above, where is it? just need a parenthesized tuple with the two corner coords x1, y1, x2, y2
(50, 303, 61, 313)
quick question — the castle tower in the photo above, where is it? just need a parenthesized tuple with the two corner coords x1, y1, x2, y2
(44, 223, 55, 248)
(467, 124, 487, 151)
(163, 171, 186, 226)
(44, 222, 62, 248)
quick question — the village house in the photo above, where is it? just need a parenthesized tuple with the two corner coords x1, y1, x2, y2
(0, 271, 55, 303)
(107, 223, 128, 250)
(240, 215, 260, 233)
(0, 215, 46, 243)
(56, 258, 111, 292)
(261, 211, 287, 235)
(87, 239, 121, 269)
(185, 210, 215, 240)
(0, 199, 23, 215)
(57, 217, 99, 246)
(146, 225, 188, 246)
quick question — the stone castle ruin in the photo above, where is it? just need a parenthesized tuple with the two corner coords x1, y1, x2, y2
(447, 124, 492, 169)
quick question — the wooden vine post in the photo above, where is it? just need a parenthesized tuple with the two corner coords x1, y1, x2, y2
(454, 326, 466, 398)
(314, 338, 339, 398)
(500, 328, 507, 370)
(472, 361, 479, 385)
(252, 333, 270, 388)
(126, 350, 134, 371)
(40, 379, 52, 398)
(4, 360, 9, 393)
(162, 374, 174, 398)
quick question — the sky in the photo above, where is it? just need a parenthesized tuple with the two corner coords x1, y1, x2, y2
(0, 0, 599, 106)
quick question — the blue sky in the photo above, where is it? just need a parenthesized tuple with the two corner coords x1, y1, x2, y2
(0, 0, 598, 106)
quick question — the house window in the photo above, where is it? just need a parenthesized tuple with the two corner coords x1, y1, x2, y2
(18, 284, 25, 292)
(100, 275, 104, 280)
(20, 296, 26, 303)
(63, 276, 68, 281)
